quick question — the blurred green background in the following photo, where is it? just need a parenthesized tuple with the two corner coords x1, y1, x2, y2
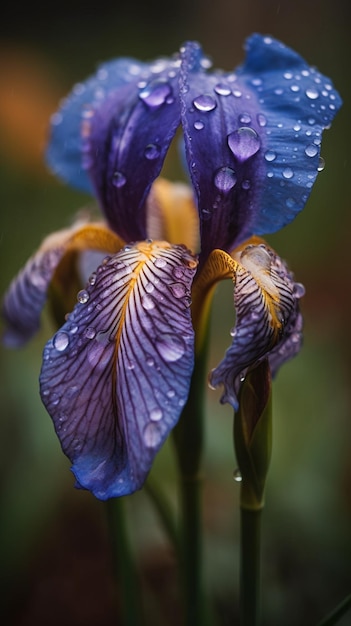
(1, 1, 350, 624)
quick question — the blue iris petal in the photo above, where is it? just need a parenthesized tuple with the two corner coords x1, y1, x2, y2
(236, 33, 342, 237)
(180, 36, 342, 255)
(46, 58, 149, 194)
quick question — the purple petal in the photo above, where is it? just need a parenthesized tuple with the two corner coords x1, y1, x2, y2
(2, 223, 123, 347)
(84, 60, 182, 241)
(180, 36, 341, 257)
(46, 58, 149, 194)
(2, 239, 66, 347)
(39, 242, 198, 499)
(209, 242, 304, 410)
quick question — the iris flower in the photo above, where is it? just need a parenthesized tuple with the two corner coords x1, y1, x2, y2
(2, 35, 341, 500)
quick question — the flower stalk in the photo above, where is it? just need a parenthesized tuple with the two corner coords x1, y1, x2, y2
(234, 360, 272, 626)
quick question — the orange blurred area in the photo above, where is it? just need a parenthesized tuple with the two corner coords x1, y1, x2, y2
(0, 45, 61, 176)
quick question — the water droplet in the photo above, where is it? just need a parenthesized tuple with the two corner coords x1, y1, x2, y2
(233, 468, 242, 482)
(144, 143, 160, 160)
(53, 331, 70, 352)
(77, 289, 89, 304)
(290, 84, 300, 92)
(85, 327, 96, 340)
(193, 94, 217, 112)
(194, 120, 204, 130)
(214, 83, 231, 96)
(264, 150, 277, 163)
(155, 257, 167, 268)
(173, 266, 185, 279)
(166, 389, 175, 398)
(228, 127, 261, 161)
(306, 87, 319, 100)
(305, 144, 318, 157)
(293, 123, 301, 132)
(51, 112, 63, 126)
(88, 272, 97, 286)
(150, 408, 163, 421)
(112, 171, 126, 188)
(282, 167, 294, 179)
(317, 157, 325, 172)
(70, 324, 79, 334)
(214, 166, 237, 192)
(232, 89, 242, 98)
(139, 79, 172, 107)
(156, 334, 185, 362)
(239, 113, 251, 124)
(142, 294, 155, 310)
(169, 282, 187, 298)
(145, 282, 155, 294)
(257, 113, 267, 127)
(241, 179, 251, 190)
(144, 422, 163, 448)
(51, 392, 61, 406)
(293, 282, 305, 298)
(146, 356, 155, 367)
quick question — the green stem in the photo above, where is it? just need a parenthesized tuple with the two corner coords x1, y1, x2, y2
(106, 497, 141, 626)
(173, 336, 208, 626)
(239, 506, 262, 626)
(317, 593, 351, 626)
(144, 477, 181, 557)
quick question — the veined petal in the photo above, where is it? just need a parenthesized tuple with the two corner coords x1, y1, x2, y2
(208, 241, 304, 410)
(46, 58, 149, 193)
(180, 37, 341, 256)
(2, 222, 123, 347)
(39, 241, 198, 499)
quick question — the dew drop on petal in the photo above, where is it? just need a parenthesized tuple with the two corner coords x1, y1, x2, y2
(214, 166, 237, 192)
(154, 257, 167, 268)
(194, 120, 204, 130)
(156, 333, 186, 362)
(257, 113, 267, 127)
(214, 83, 231, 96)
(282, 167, 294, 179)
(53, 331, 70, 352)
(228, 127, 261, 161)
(317, 157, 325, 171)
(144, 143, 160, 160)
(193, 94, 217, 112)
(84, 327, 96, 340)
(169, 282, 187, 298)
(112, 171, 127, 188)
(305, 144, 318, 157)
(142, 295, 155, 310)
(144, 422, 163, 448)
(77, 289, 89, 304)
(150, 408, 163, 421)
(293, 282, 306, 298)
(139, 79, 172, 108)
(306, 87, 319, 99)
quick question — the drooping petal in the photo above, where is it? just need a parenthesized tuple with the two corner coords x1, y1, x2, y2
(179, 36, 342, 256)
(2, 222, 123, 347)
(39, 241, 198, 499)
(46, 58, 149, 193)
(208, 241, 304, 410)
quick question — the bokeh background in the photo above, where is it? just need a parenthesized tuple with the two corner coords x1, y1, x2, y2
(1, 1, 350, 624)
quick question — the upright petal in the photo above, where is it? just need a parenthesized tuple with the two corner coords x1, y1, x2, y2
(180, 36, 342, 256)
(46, 58, 149, 193)
(39, 241, 198, 499)
(86, 61, 181, 241)
(208, 241, 304, 410)
(2, 222, 123, 347)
